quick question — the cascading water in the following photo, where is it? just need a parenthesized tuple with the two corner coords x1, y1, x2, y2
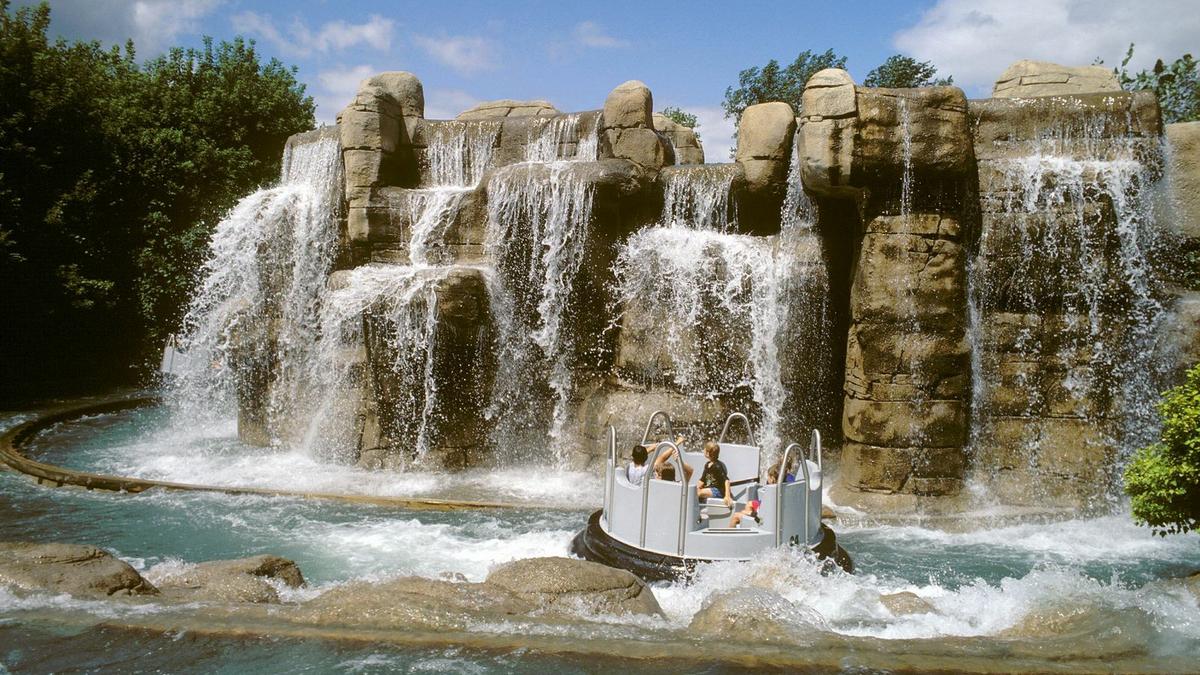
(302, 264, 450, 461)
(170, 135, 343, 435)
(482, 114, 600, 460)
(660, 164, 739, 231)
(969, 128, 1170, 502)
(421, 120, 499, 188)
(611, 144, 829, 453)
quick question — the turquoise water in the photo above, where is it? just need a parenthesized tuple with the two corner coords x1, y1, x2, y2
(2, 404, 1199, 672)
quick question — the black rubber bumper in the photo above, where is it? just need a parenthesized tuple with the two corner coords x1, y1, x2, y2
(570, 509, 853, 582)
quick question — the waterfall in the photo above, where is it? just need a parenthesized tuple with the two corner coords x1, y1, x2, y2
(170, 135, 343, 431)
(525, 114, 599, 163)
(422, 121, 499, 188)
(303, 264, 450, 461)
(483, 118, 600, 459)
(660, 164, 739, 231)
(611, 144, 827, 453)
(969, 134, 1170, 499)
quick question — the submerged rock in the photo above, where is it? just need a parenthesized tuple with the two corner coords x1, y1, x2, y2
(688, 587, 828, 644)
(0, 542, 157, 598)
(147, 555, 305, 604)
(485, 556, 663, 617)
(293, 576, 533, 631)
(880, 591, 935, 616)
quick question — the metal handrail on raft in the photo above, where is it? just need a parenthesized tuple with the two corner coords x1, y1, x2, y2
(718, 412, 757, 447)
(637, 441, 689, 555)
(640, 410, 673, 445)
(772, 441, 811, 547)
(604, 424, 617, 530)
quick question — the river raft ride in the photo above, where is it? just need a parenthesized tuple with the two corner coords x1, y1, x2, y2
(571, 412, 853, 581)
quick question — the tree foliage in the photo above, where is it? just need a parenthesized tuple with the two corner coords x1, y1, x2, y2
(1114, 44, 1199, 123)
(1124, 363, 1200, 535)
(863, 54, 953, 88)
(722, 49, 847, 120)
(0, 1, 314, 397)
(659, 106, 699, 131)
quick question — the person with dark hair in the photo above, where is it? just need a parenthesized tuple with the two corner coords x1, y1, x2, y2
(652, 441, 693, 483)
(697, 440, 733, 507)
(627, 443, 650, 485)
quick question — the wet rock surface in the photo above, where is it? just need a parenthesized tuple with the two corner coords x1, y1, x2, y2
(688, 587, 828, 643)
(147, 555, 305, 604)
(0, 542, 158, 598)
(485, 556, 663, 617)
(880, 591, 935, 616)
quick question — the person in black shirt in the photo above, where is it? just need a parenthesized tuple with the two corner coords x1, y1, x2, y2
(697, 440, 732, 507)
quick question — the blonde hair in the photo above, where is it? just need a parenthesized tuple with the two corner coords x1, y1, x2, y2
(703, 440, 720, 457)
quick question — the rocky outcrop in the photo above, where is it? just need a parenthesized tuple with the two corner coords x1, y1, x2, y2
(457, 99, 559, 120)
(0, 542, 157, 598)
(148, 554, 305, 604)
(992, 60, 1121, 98)
(601, 80, 670, 172)
(800, 68, 859, 198)
(485, 556, 662, 616)
(688, 588, 828, 643)
(840, 214, 970, 496)
(652, 113, 704, 165)
(341, 71, 426, 259)
(735, 102, 795, 230)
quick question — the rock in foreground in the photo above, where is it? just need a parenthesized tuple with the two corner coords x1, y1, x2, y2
(0, 542, 157, 598)
(486, 556, 663, 617)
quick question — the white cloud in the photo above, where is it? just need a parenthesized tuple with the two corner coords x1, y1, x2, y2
(313, 64, 376, 124)
(231, 11, 394, 58)
(571, 21, 629, 49)
(548, 20, 630, 60)
(686, 106, 737, 164)
(413, 34, 498, 76)
(424, 89, 483, 120)
(36, 0, 222, 57)
(894, 0, 1200, 96)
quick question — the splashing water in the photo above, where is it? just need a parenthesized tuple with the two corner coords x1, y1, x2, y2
(170, 136, 343, 435)
(660, 164, 739, 231)
(969, 135, 1170, 502)
(524, 113, 600, 163)
(422, 120, 499, 188)
(485, 155, 596, 459)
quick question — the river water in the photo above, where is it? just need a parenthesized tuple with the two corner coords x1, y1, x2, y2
(1, 403, 1198, 673)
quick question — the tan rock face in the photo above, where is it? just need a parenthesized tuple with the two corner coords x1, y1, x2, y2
(688, 588, 828, 643)
(993, 60, 1121, 98)
(1166, 122, 1200, 241)
(880, 591, 935, 616)
(652, 113, 704, 165)
(0, 542, 158, 598)
(485, 557, 663, 616)
(603, 80, 653, 129)
(365, 71, 425, 117)
(457, 99, 560, 120)
(800, 68, 858, 198)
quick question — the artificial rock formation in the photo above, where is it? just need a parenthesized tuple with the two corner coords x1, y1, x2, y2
(0, 542, 158, 598)
(992, 60, 1121, 98)
(652, 112, 705, 165)
(216, 58, 1193, 514)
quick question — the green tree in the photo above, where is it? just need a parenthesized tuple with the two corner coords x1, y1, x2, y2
(1124, 363, 1200, 535)
(0, 1, 313, 399)
(863, 54, 953, 88)
(659, 106, 700, 139)
(722, 48, 848, 120)
(1113, 44, 1199, 123)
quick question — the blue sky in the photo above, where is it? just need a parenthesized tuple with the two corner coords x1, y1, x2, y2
(31, 0, 1200, 161)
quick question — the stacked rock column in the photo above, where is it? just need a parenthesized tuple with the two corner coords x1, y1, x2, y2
(799, 69, 974, 502)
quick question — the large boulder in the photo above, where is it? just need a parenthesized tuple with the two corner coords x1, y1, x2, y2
(0, 542, 157, 598)
(457, 99, 559, 120)
(992, 60, 1121, 98)
(485, 557, 663, 616)
(146, 555, 305, 604)
(294, 576, 532, 631)
(735, 101, 796, 194)
(688, 588, 828, 643)
(603, 80, 653, 129)
(800, 68, 859, 198)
